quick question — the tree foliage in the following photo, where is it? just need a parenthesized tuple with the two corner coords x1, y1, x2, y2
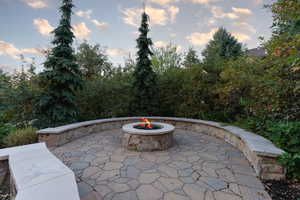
(202, 27, 243, 71)
(36, 0, 82, 128)
(132, 12, 158, 116)
(76, 41, 113, 79)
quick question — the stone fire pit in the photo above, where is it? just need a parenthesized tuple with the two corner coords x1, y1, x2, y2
(122, 122, 175, 151)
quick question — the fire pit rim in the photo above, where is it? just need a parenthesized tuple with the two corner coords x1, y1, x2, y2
(122, 122, 175, 135)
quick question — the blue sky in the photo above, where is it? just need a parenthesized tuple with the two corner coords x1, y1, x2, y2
(0, 0, 273, 73)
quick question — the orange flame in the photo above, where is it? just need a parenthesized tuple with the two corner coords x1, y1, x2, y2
(140, 117, 152, 129)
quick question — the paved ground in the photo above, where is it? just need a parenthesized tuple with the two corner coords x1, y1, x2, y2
(52, 129, 272, 200)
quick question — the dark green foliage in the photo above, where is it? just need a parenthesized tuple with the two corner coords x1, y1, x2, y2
(279, 153, 300, 179)
(267, 121, 300, 154)
(76, 42, 113, 79)
(132, 12, 158, 116)
(36, 0, 82, 128)
(76, 69, 133, 120)
(202, 27, 243, 74)
(183, 47, 200, 68)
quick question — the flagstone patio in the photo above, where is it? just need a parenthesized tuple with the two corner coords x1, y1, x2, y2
(52, 128, 272, 200)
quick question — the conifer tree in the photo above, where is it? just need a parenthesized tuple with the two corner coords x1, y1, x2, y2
(36, 0, 82, 127)
(132, 12, 158, 116)
(202, 27, 243, 67)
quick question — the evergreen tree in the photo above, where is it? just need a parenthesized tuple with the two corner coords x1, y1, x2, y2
(132, 12, 158, 116)
(36, 0, 82, 127)
(183, 47, 201, 68)
(202, 27, 243, 70)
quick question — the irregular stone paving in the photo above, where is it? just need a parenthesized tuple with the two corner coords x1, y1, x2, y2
(52, 129, 272, 200)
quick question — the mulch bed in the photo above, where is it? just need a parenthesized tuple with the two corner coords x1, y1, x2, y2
(263, 179, 300, 200)
(0, 185, 9, 200)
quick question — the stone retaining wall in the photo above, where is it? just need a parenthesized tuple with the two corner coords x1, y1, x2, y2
(0, 160, 9, 186)
(37, 117, 286, 180)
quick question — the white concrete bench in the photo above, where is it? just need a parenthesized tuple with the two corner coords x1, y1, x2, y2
(0, 143, 80, 200)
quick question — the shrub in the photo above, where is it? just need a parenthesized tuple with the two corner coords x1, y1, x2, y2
(279, 153, 300, 179)
(3, 127, 38, 147)
(267, 121, 300, 153)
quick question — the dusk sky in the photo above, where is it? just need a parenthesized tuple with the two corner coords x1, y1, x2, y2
(0, 0, 273, 73)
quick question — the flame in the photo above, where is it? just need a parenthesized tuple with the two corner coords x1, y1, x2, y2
(140, 117, 153, 129)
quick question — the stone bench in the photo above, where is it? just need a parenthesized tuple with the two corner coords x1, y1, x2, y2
(0, 143, 80, 200)
(37, 117, 286, 180)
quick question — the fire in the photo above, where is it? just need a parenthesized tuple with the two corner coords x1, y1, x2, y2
(140, 117, 153, 129)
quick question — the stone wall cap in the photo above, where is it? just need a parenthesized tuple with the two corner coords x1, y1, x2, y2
(37, 117, 285, 157)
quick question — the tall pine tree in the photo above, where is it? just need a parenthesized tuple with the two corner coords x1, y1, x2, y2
(132, 12, 158, 116)
(36, 0, 82, 128)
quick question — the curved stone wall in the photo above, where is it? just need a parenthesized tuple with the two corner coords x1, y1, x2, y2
(37, 117, 286, 180)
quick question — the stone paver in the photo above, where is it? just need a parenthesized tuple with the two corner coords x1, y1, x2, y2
(52, 129, 271, 200)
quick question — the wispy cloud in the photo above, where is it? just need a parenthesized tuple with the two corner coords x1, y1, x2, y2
(75, 9, 93, 19)
(210, 6, 239, 19)
(122, 6, 168, 27)
(33, 18, 54, 36)
(73, 22, 91, 40)
(0, 40, 44, 61)
(149, 0, 179, 6)
(106, 48, 128, 56)
(232, 32, 251, 41)
(92, 19, 109, 31)
(75, 9, 109, 31)
(191, 0, 223, 4)
(22, 0, 47, 8)
(186, 28, 218, 46)
(154, 41, 168, 48)
(168, 6, 180, 23)
(233, 22, 256, 33)
(122, 5, 180, 27)
(232, 7, 253, 15)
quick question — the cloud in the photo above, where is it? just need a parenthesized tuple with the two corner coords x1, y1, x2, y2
(22, 48, 45, 55)
(106, 48, 128, 56)
(75, 9, 93, 19)
(154, 41, 168, 48)
(0, 41, 22, 60)
(33, 18, 54, 36)
(73, 23, 91, 40)
(122, 6, 169, 27)
(149, 0, 178, 6)
(233, 22, 256, 33)
(232, 7, 253, 15)
(210, 6, 239, 19)
(168, 6, 180, 23)
(191, 0, 223, 4)
(92, 19, 109, 31)
(186, 28, 218, 46)
(254, 0, 263, 5)
(232, 32, 251, 41)
(22, 0, 47, 8)
(0, 41, 44, 61)
(0, 64, 16, 73)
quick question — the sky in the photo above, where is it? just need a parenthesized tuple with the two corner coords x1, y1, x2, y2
(0, 0, 274, 73)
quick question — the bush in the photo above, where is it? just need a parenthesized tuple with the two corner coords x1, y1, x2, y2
(267, 121, 300, 153)
(3, 127, 38, 147)
(279, 153, 300, 179)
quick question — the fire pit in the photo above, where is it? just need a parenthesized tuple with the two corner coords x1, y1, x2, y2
(122, 118, 175, 151)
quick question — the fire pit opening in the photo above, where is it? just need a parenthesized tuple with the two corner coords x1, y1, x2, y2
(133, 117, 162, 130)
(122, 118, 175, 152)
